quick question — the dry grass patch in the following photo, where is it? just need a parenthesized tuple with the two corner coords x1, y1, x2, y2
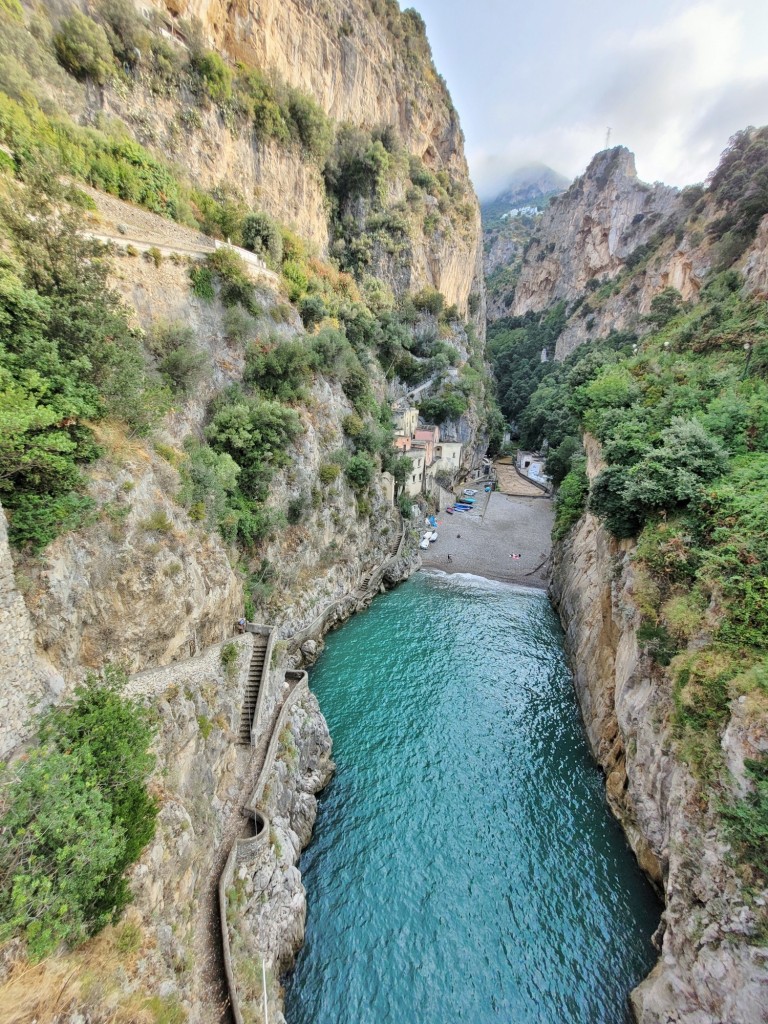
(0, 914, 180, 1024)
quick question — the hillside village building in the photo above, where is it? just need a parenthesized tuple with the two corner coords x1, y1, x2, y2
(392, 404, 464, 502)
(402, 450, 426, 498)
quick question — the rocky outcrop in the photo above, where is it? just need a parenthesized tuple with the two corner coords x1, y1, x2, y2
(742, 213, 768, 297)
(550, 443, 768, 1024)
(512, 148, 679, 316)
(57, 0, 485, 316)
(0, 505, 64, 758)
(551, 231, 712, 360)
(17, 443, 242, 680)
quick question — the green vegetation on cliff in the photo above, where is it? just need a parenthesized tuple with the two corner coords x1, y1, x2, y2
(0, 172, 169, 550)
(0, 3, 492, 556)
(498, 269, 768, 879)
(0, 668, 157, 959)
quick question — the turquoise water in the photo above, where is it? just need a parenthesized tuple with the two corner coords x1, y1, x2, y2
(285, 572, 660, 1024)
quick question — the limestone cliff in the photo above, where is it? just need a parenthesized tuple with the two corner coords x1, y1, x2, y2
(0, 1, 483, 1015)
(31, 0, 484, 318)
(512, 148, 678, 317)
(499, 139, 768, 360)
(550, 443, 768, 1024)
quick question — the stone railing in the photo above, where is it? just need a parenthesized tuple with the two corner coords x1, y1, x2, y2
(124, 634, 253, 701)
(218, 670, 309, 1024)
(245, 624, 278, 746)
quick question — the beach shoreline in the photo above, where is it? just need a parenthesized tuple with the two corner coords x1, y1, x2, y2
(418, 490, 554, 590)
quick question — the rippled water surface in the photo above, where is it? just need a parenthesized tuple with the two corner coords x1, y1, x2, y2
(285, 572, 659, 1024)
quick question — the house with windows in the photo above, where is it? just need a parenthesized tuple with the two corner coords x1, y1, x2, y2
(402, 450, 426, 497)
(393, 403, 418, 440)
(434, 440, 462, 473)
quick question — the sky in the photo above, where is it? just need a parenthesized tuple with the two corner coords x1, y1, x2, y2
(407, 0, 768, 198)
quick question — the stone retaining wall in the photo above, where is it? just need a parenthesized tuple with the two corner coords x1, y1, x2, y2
(124, 633, 253, 703)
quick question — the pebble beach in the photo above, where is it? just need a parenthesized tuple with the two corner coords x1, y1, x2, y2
(419, 476, 554, 589)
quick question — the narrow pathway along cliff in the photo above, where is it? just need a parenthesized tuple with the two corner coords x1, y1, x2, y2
(195, 652, 296, 1024)
(77, 184, 280, 287)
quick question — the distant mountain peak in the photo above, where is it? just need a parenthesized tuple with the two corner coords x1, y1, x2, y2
(493, 164, 569, 206)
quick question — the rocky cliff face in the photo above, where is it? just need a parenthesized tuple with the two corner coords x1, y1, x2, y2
(0, 0, 484, 1013)
(499, 141, 768, 361)
(550, 442, 768, 1024)
(46, 0, 484, 317)
(0, 506, 65, 759)
(512, 148, 679, 317)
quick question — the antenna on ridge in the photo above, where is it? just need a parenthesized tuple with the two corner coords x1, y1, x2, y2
(605, 127, 612, 150)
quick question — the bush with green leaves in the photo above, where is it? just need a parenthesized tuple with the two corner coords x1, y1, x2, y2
(147, 321, 208, 395)
(179, 441, 241, 532)
(553, 457, 589, 539)
(412, 287, 445, 317)
(192, 50, 232, 104)
(0, 175, 169, 549)
(206, 393, 301, 501)
(205, 247, 260, 312)
(345, 452, 375, 492)
(190, 265, 215, 300)
(98, 0, 149, 67)
(418, 388, 468, 425)
(708, 125, 768, 264)
(318, 462, 340, 485)
(0, 668, 157, 959)
(286, 90, 332, 162)
(298, 294, 328, 329)
(53, 12, 115, 84)
(722, 755, 768, 878)
(590, 418, 728, 538)
(244, 337, 315, 401)
(241, 212, 283, 267)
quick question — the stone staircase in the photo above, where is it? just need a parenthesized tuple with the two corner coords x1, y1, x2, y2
(238, 634, 268, 745)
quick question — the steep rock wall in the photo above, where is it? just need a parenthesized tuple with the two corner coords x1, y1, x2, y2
(52, 0, 486, 315)
(500, 146, 768, 362)
(512, 148, 679, 317)
(0, 506, 65, 759)
(550, 443, 768, 1024)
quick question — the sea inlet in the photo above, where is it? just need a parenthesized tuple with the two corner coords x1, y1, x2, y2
(285, 571, 660, 1023)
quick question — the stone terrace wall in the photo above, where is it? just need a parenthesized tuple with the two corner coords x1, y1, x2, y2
(124, 632, 253, 704)
(0, 506, 64, 758)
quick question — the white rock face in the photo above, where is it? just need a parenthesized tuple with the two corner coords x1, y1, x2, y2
(550, 452, 768, 1023)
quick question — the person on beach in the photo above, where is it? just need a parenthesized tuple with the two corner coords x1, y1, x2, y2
(447, 554, 452, 563)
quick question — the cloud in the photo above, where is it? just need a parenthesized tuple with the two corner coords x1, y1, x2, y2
(470, 1, 768, 197)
